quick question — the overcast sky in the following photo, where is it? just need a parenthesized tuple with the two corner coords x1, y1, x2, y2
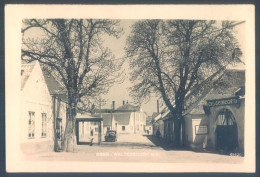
(101, 20, 246, 116)
(101, 20, 159, 115)
(23, 19, 245, 116)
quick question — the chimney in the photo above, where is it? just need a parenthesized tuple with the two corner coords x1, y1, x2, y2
(112, 101, 115, 111)
(157, 100, 159, 113)
(123, 100, 125, 105)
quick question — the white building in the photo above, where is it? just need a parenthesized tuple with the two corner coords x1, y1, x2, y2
(21, 61, 67, 153)
(93, 102, 147, 134)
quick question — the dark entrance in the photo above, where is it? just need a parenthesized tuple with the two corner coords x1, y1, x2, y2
(75, 116, 102, 145)
(215, 109, 238, 152)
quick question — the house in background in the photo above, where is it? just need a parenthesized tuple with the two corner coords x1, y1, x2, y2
(116, 101, 147, 134)
(145, 116, 153, 135)
(21, 61, 67, 154)
(93, 101, 147, 134)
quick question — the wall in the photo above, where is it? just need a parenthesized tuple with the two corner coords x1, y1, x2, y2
(117, 124, 130, 134)
(158, 120, 164, 138)
(133, 111, 146, 134)
(21, 62, 54, 154)
(206, 98, 245, 152)
(184, 114, 209, 150)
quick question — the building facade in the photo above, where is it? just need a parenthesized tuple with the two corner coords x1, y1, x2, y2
(152, 67, 245, 154)
(92, 102, 147, 134)
(145, 116, 153, 135)
(21, 61, 67, 153)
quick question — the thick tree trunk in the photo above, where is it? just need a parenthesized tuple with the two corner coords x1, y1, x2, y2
(63, 118, 76, 152)
(181, 118, 186, 147)
(62, 93, 77, 152)
(173, 118, 181, 147)
(173, 117, 186, 148)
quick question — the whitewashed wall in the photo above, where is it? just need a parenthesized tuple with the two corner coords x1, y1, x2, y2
(21, 62, 54, 153)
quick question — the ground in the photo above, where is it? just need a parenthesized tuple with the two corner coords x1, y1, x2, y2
(22, 134, 243, 163)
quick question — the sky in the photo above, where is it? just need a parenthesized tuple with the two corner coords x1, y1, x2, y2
(22, 19, 246, 116)
(101, 20, 159, 116)
(100, 20, 246, 116)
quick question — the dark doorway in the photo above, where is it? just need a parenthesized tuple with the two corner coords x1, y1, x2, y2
(75, 117, 102, 145)
(215, 109, 238, 152)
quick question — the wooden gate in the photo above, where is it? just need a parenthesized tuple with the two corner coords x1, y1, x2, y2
(215, 109, 238, 152)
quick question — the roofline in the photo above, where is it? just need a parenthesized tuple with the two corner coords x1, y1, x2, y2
(52, 94, 68, 104)
(75, 118, 103, 122)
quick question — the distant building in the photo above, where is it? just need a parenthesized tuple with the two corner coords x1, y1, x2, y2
(75, 113, 102, 144)
(145, 116, 153, 135)
(21, 61, 67, 153)
(93, 101, 147, 134)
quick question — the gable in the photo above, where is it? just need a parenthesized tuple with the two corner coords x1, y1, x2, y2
(21, 61, 36, 91)
(21, 61, 51, 104)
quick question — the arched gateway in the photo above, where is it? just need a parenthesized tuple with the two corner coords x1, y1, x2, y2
(215, 109, 238, 152)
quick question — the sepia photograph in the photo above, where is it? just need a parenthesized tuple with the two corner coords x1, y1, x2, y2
(5, 5, 255, 173)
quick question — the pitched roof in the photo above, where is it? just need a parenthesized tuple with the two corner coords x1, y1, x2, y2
(93, 113, 113, 127)
(21, 61, 36, 90)
(157, 68, 245, 119)
(187, 69, 245, 114)
(21, 61, 67, 101)
(76, 113, 102, 121)
(94, 112, 132, 125)
(151, 112, 160, 119)
(116, 103, 140, 112)
(113, 112, 132, 124)
(41, 67, 67, 102)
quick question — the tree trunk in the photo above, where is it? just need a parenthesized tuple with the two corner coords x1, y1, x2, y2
(181, 117, 186, 147)
(62, 93, 77, 152)
(173, 118, 181, 147)
(63, 118, 76, 152)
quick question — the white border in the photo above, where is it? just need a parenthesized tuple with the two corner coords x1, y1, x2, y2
(5, 5, 255, 173)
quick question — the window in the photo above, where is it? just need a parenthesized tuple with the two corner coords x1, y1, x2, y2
(95, 127, 98, 132)
(107, 127, 110, 131)
(41, 113, 47, 137)
(28, 112, 35, 138)
(122, 126, 125, 131)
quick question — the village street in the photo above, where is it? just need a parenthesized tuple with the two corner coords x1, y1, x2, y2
(23, 134, 243, 164)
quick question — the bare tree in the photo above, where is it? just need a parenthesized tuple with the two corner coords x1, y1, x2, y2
(22, 19, 123, 152)
(125, 20, 242, 147)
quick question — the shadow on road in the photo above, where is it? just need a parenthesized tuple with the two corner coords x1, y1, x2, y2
(99, 142, 157, 149)
(144, 135, 243, 156)
(143, 135, 183, 151)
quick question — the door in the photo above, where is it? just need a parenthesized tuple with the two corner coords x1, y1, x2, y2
(215, 109, 238, 152)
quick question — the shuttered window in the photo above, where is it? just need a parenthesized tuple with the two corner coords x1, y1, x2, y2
(41, 113, 47, 137)
(28, 112, 35, 138)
